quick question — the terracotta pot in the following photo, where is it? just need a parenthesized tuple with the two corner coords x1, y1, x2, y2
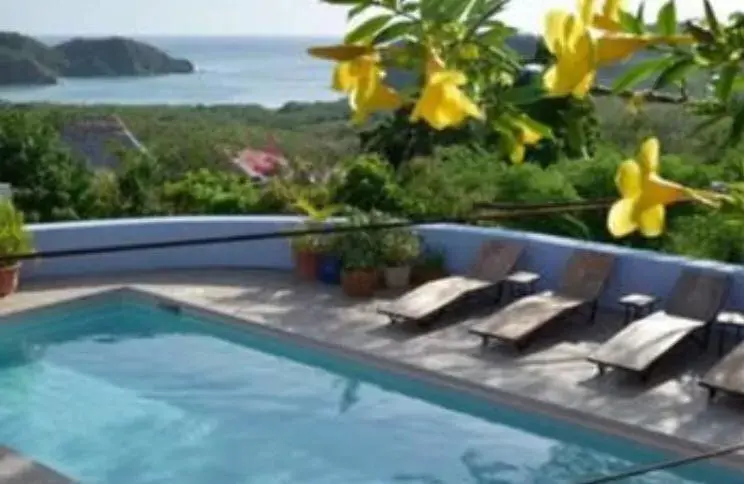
(341, 268, 379, 298)
(293, 249, 319, 281)
(384, 265, 412, 289)
(0, 263, 20, 297)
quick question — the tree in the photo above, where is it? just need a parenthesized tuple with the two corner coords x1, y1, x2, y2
(0, 109, 95, 222)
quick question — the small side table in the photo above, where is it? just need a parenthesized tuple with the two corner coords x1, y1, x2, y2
(505, 271, 541, 298)
(715, 311, 744, 356)
(619, 293, 658, 325)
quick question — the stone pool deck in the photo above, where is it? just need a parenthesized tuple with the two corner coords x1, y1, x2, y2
(6, 268, 744, 466)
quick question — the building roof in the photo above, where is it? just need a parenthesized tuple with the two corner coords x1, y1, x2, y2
(59, 115, 148, 170)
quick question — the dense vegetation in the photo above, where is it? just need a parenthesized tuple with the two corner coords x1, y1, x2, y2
(1, 91, 742, 263)
(0, 32, 194, 85)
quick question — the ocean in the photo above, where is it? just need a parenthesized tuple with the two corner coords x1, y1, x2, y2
(0, 36, 344, 108)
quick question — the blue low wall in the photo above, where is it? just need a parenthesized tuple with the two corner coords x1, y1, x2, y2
(22, 216, 744, 311)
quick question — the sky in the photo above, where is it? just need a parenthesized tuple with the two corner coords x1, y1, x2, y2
(0, 0, 738, 37)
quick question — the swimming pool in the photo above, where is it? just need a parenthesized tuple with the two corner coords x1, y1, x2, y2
(0, 294, 741, 484)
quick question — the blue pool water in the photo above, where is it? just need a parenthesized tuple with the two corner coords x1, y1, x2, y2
(0, 298, 741, 484)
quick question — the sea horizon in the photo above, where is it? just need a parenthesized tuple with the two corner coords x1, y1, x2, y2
(0, 35, 345, 108)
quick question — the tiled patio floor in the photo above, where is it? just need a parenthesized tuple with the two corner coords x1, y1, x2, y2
(6, 269, 744, 462)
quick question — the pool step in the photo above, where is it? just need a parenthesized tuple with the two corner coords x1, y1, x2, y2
(0, 446, 74, 484)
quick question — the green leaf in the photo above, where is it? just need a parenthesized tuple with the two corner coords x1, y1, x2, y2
(344, 14, 393, 44)
(418, 0, 438, 21)
(612, 56, 676, 92)
(715, 63, 740, 102)
(656, 0, 677, 36)
(729, 103, 744, 146)
(685, 21, 716, 44)
(501, 83, 547, 106)
(348, 1, 373, 21)
(439, 0, 474, 22)
(653, 57, 696, 90)
(372, 20, 417, 45)
(618, 10, 643, 34)
(703, 0, 720, 34)
(465, 0, 508, 28)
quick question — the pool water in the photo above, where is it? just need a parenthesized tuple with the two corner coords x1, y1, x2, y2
(0, 298, 741, 484)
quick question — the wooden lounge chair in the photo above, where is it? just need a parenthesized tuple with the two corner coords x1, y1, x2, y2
(699, 342, 744, 401)
(468, 249, 615, 351)
(378, 239, 524, 325)
(587, 269, 730, 381)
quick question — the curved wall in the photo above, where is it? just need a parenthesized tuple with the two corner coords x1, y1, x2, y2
(22, 216, 744, 310)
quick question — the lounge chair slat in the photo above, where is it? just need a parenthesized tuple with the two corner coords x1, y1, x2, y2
(469, 292, 584, 342)
(378, 276, 491, 321)
(378, 239, 524, 323)
(588, 269, 730, 377)
(468, 249, 615, 348)
(588, 312, 705, 373)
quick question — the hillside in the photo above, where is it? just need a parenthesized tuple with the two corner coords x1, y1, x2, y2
(0, 32, 194, 85)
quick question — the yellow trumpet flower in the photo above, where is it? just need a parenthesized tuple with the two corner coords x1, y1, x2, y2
(542, 11, 597, 98)
(309, 44, 402, 124)
(607, 137, 721, 238)
(410, 54, 484, 130)
(543, 0, 695, 99)
(593, 0, 625, 33)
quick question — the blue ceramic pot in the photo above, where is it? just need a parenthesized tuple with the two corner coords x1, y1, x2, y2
(317, 254, 342, 285)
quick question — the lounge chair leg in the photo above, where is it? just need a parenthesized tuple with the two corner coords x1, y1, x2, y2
(480, 336, 490, 348)
(708, 388, 717, 402)
(588, 301, 598, 324)
(596, 364, 606, 376)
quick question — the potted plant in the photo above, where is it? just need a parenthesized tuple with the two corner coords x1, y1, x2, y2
(288, 195, 341, 281)
(381, 225, 421, 289)
(316, 232, 343, 285)
(290, 232, 324, 280)
(411, 244, 447, 286)
(340, 244, 381, 297)
(336, 211, 383, 297)
(0, 200, 33, 297)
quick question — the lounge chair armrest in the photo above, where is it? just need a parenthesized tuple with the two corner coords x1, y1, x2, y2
(505, 271, 541, 297)
(619, 293, 658, 325)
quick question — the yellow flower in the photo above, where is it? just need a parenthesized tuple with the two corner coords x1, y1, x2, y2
(607, 137, 721, 238)
(542, 10, 598, 98)
(410, 54, 484, 130)
(593, 0, 625, 33)
(309, 44, 402, 124)
(509, 119, 544, 164)
(543, 0, 696, 98)
(596, 34, 695, 66)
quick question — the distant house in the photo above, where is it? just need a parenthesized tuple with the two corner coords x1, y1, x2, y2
(59, 115, 148, 170)
(229, 133, 288, 183)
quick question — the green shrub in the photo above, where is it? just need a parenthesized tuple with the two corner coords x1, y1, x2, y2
(663, 212, 744, 263)
(161, 169, 264, 215)
(333, 154, 405, 214)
